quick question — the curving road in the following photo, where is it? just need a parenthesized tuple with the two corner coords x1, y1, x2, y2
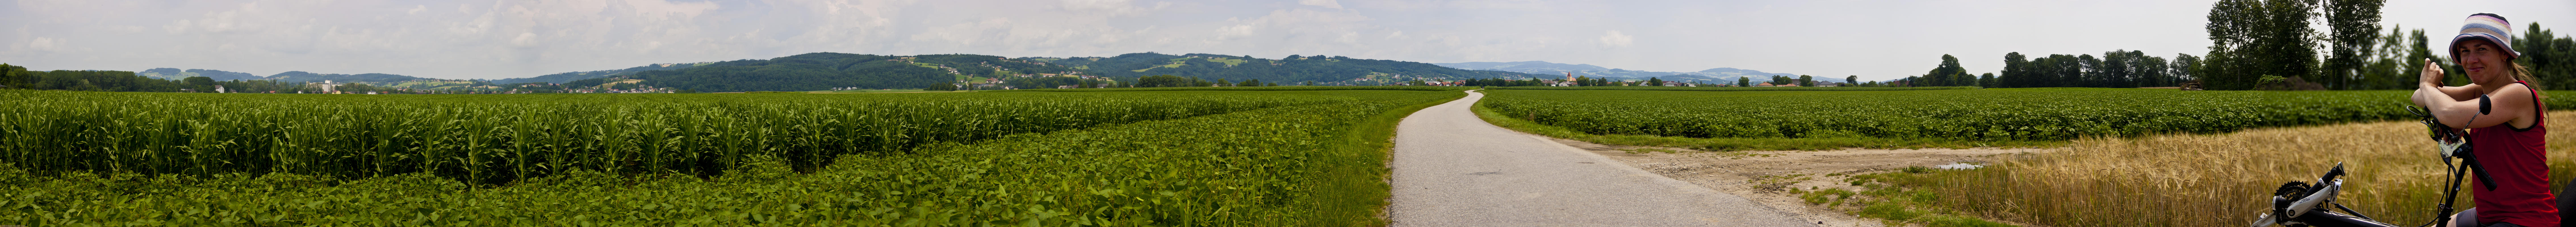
(1387, 90, 1811, 227)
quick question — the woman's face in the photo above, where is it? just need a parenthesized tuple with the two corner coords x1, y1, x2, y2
(2454, 39, 2512, 83)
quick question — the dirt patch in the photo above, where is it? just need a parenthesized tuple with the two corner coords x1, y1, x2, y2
(1549, 137, 2047, 227)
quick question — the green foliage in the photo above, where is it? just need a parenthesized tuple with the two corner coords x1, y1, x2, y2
(0, 89, 1464, 226)
(1135, 75, 1204, 88)
(1480, 88, 2569, 142)
(1487, 86, 1977, 92)
(989, 86, 1467, 92)
(1996, 51, 2176, 88)
(1921, 55, 1972, 87)
(2319, 0, 2385, 90)
(2201, 0, 2324, 90)
(2520, 23, 2576, 89)
(632, 53, 962, 92)
(0, 90, 1343, 183)
(490, 62, 707, 84)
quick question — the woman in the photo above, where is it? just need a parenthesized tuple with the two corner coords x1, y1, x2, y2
(2416, 13, 2553, 227)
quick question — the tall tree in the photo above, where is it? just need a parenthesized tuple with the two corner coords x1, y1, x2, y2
(2322, 0, 2384, 90)
(0, 64, 20, 89)
(2202, 0, 2319, 90)
(1798, 75, 1814, 87)
(2173, 53, 2202, 86)
(2001, 52, 2029, 88)
(1845, 75, 1858, 86)
(2077, 54, 2104, 87)
(1738, 77, 1751, 87)
(2519, 23, 2576, 89)
(1924, 54, 1969, 87)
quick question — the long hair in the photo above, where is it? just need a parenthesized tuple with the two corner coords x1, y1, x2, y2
(2509, 61, 2547, 98)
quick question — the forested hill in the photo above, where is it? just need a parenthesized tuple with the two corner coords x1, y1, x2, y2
(617, 52, 1544, 92)
(138, 68, 263, 81)
(630, 53, 1021, 93)
(489, 62, 712, 85)
(263, 71, 432, 83)
(1029, 53, 1543, 84)
(132, 68, 431, 83)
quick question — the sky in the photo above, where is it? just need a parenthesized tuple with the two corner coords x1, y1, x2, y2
(3, 0, 2572, 81)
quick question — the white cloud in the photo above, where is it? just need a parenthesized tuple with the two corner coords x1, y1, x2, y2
(28, 37, 61, 52)
(1596, 30, 1632, 47)
(1217, 24, 1256, 39)
(1058, 0, 1154, 16)
(407, 5, 426, 15)
(1299, 0, 1342, 9)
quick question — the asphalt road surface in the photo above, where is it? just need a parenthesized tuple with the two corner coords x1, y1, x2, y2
(1387, 90, 1811, 227)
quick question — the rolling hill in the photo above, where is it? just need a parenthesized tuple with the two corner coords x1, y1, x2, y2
(137, 68, 264, 81)
(124, 52, 1560, 93)
(488, 62, 715, 85)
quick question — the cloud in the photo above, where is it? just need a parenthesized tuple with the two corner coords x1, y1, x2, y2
(1058, 0, 1159, 16)
(1596, 30, 1632, 47)
(28, 37, 61, 52)
(1299, 0, 1342, 9)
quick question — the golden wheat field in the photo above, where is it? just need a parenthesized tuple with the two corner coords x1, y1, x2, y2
(1926, 112, 2576, 227)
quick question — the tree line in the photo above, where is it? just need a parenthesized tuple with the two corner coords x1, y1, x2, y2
(0, 64, 481, 94)
(1897, 0, 2572, 91)
(2198, 0, 2573, 90)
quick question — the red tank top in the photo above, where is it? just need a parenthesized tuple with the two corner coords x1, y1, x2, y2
(2472, 81, 2555, 227)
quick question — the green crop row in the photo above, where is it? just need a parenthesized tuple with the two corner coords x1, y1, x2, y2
(1477, 88, 2576, 142)
(986, 85, 1469, 92)
(1486, 86, 1980, 92)
(0, 90, 1462, 226)
(0, 90, 1340, 184)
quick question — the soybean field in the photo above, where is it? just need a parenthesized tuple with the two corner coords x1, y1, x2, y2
(0, 89, 1462, 226)
(1477, 88, 2576, 142)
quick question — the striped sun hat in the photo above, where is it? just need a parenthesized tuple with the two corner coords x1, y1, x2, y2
(2451, 13, 2520, 59)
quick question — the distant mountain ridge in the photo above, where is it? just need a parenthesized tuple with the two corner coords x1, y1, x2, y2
(1434, 61, 1801, 82)
(488, 62, 714, 85)
(127, 52, 1564, 92)
(138, 68, 263, 81)
(137, 68, 435, 83)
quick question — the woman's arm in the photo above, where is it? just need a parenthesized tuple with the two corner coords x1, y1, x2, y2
(2418, 83, 2535, 129)
(2412, 58, 2484, 102)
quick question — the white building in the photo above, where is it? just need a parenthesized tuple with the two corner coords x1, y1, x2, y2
(315, 80, 344, 93)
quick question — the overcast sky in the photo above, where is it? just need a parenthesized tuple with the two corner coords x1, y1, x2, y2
(4, 0, 2571, 81)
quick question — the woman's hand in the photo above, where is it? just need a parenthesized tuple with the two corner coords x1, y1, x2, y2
(2420, 58, 2446, 87)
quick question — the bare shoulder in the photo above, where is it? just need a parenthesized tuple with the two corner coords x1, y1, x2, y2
(2488, 83, 2543, 116)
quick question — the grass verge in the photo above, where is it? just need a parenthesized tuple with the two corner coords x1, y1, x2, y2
(1311, 90, 1467, 226)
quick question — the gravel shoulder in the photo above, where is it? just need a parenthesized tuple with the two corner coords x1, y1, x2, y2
(1551, 137, 2048, 227)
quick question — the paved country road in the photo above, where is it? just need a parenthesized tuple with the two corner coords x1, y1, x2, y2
(1387, 90, 1812, 227)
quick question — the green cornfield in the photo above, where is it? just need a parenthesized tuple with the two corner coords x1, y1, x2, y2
(1478, 88, 2576, 141)
(1485, 86, 1979, 92)
(0, 89, 1463, 226)
(988, 85, 1470, 92)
